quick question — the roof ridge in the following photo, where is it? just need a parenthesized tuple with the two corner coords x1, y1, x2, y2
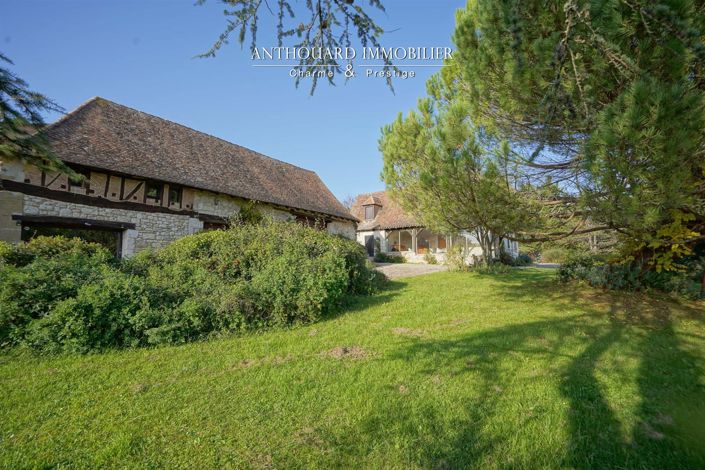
(356, 189, 387, 198)
(55, 97, 317, 175)
(43, 96, 103, 132)
(43, 97, 354, 221)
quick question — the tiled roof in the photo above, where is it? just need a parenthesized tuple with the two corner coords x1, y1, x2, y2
(43, 97, 355, 221)
(363, 195, 382, 206)
(350, 190, 421, 231)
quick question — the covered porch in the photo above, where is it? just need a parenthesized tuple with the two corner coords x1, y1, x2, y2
(358, 227, 486, 263)
(385, 228, 447, 255)
(381, 228, 482, 262)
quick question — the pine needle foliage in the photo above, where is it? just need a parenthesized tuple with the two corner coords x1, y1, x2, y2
(383, 0, 705, 271)
(197, 0, 394, 94)
(0, 53, 76, 180)
(451, 0, 705, 269)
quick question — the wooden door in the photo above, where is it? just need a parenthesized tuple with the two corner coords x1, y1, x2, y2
(364, 235, 375, 256)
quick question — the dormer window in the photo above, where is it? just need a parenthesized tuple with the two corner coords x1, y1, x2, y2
(361, 195, 382, 221)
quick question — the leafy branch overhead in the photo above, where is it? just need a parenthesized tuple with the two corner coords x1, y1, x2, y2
(197, 0, 396, 93)
(0, 53, 76, 180)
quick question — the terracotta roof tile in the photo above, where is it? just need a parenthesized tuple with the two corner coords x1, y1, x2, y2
(363, 195, 383, 206)
(350, 190, 420, 230)
(43, 97, 355, 221)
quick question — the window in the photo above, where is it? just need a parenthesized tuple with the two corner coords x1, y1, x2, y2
(364, 205, 375, 220)
(68, 168, 90, 190)
(296, 214, 325, 229)
(169, 185, 182, 206)
(145, 181, 163, 202)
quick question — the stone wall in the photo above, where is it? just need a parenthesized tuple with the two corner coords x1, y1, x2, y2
(3, 190, 356, 255)
(327, 220, 356, 239)
(1, 155, 356, 254)
(22, 194, 203, 256)
(260, 205, 295, 222)
(191, 190, 300, 223)
(0, 191, 23, 243)
(192, 190, 242, 219)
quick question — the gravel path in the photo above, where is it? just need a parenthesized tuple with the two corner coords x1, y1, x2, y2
(375, 262, 448, 279)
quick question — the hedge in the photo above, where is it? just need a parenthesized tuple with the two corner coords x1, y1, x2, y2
(0, 221, 384, 353)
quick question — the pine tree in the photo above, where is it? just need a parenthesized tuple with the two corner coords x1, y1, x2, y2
(197, 0, 393, 93)
(0, 53, 75, 180)
(380, 94, 544, 264)
(449, 0, 705, 269)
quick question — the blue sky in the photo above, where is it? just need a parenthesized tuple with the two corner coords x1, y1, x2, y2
(1, 0, 463, 201)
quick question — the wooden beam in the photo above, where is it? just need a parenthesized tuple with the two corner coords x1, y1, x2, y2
(2, 180, 200, 217)
(12, 214, 136, 231)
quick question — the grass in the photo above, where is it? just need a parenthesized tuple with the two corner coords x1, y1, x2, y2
(1, 269, 705, 468)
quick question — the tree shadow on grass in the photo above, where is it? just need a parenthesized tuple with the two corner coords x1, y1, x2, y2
(329, 273, 705, 468)
(327, 279, 407, 319)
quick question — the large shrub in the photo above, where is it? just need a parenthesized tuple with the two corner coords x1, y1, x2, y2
(444, 244, 468, 272)
(0, 237, 113, 345)
(0, 222, 383, 353)
(0, 235, 110, 267)
(512, 253, 533, 267)
(373, 252, 405, 263)
(23, 268, 151, 353)
(540, 246, 570, 264)
(558, 252, 705, 300)
(557, 252, 597, 283)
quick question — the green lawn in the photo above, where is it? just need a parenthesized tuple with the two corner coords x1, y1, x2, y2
(1, 269, 704, 468)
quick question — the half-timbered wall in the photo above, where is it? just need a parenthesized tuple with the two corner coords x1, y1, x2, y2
(1, 157, 357, 255)
(23, 165, 198, 212)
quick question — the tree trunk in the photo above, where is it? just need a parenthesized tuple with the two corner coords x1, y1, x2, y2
(474, 227, 495, 266)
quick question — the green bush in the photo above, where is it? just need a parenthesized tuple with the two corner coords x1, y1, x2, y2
(0, 222, 383, 353)
(0, 241, 12, 261)
(512, 253, 533, 267)
(373, 252, 406, 263)
(0, 237, 113, 346)
(498, 248, 516, 266)
(0, 235, 111, 267)
(444, 244, 468, 271)
(23, 268, 151, 353)
(540, 246, 570, 264)
(558, 253, 705, 300)
(470, 263, 512, 275)
(557, 252, 596, 283)
(423, 253, 438, 264)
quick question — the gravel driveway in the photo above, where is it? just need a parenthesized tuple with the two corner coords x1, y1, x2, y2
(375, 262, 448, 279)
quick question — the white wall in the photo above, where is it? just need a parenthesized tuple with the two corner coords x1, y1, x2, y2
(327, 220, 356, 239)
(357, 229, 388, 254)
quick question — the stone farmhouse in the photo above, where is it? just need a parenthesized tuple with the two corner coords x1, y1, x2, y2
(350, 190, 519, 263)
(0, 97, 356, 257)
